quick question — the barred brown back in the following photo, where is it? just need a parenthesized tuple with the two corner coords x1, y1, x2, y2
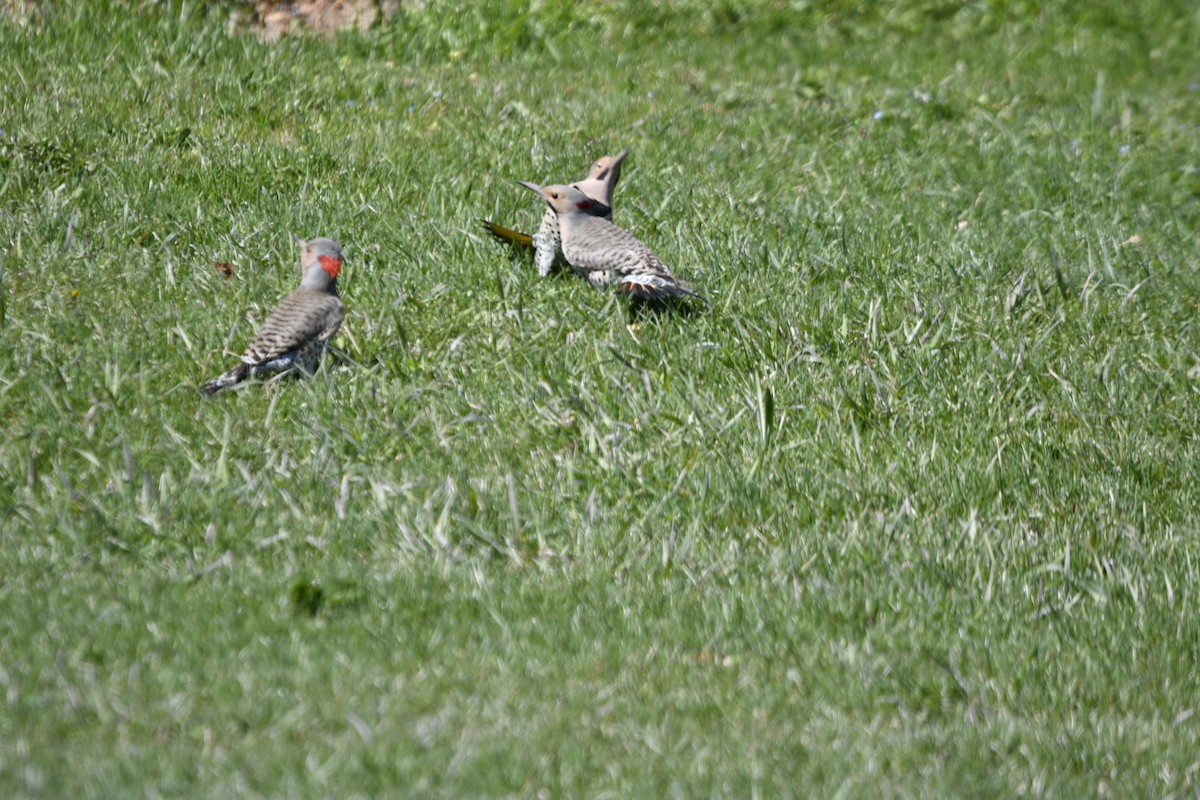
(243, 288, 344, 365)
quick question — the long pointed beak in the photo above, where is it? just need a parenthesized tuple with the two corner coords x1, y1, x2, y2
(515, 180, 545, 196)
(295, 236, 306, 247)
(610, 147, 632, 168)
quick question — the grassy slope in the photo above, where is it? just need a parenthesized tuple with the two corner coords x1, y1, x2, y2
(2, 0, 1199, 795)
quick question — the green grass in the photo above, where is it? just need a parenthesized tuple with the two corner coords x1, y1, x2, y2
(2, 0, 1200, 795)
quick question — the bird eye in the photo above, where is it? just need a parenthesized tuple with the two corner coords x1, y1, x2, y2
(551, 192, 559, 199)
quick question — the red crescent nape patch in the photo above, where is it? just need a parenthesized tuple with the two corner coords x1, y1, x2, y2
(318, 255, 342, 279)
(575, 201, 592, 211)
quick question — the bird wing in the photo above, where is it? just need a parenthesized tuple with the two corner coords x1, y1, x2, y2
(241, 290, 344, 365)
(564, 221, 702, 301)
(560, 220, 638, 271)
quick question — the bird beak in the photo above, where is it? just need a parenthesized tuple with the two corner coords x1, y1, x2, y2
(516, 181, 553, 205)
(515, 180, 545, 196)
(295, 236, 306, 248)
(610, 147, 632, 168)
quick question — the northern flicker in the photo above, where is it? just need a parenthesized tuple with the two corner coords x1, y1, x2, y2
(201, 237, 345, 395)
(482, 148, 631, 276)
(517, 183, 701, 301)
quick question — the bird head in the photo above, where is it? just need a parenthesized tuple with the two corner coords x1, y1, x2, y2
(517, 181, 608, 217)
(299, 237, 344, 290)
(574, 147, 631, 205)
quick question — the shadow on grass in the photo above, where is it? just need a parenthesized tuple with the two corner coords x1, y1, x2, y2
(624, 295, 709, 321)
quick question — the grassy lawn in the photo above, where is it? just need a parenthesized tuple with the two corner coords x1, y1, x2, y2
(2, 0, 1199, 795)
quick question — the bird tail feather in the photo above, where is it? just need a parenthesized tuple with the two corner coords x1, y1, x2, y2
(615, 275, 705, 302)
(480, 219, 534, 249)
(200, 362, 250, 396)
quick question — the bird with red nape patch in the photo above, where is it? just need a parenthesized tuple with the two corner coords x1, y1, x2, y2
(200, 237, 346, 395)
(482, 148, 631, 276)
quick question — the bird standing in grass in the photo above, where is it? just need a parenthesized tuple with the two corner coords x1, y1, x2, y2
(517, 183, 701, 301)
(201, 237, 345, 395)
(483, 148, 631, 276)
